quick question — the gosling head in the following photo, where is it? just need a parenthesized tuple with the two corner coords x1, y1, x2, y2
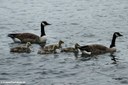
(26, 42, 31, 47)
(41, 21, 51, 26)
(59, 40, 64, 44)
(75, 43, 80, 49)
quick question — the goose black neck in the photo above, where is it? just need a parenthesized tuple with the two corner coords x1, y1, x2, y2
(110, 34, 116, 48)
(41, 24, 45, 37)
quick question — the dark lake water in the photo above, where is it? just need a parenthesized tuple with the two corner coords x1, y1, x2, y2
(0, 0, 128, 85)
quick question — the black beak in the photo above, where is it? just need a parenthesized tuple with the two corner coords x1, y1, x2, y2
(119, 34, 123, 36)
(46, 23, 51, 25)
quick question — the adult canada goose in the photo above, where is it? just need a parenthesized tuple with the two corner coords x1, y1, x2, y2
(61, 43, 80, 52)
(78, 32, 123, 55)
(8, 21, 51, 44)
(38, 45, 58, 54)
(38, 40, 64, 54)
(10, 42, 31, 53)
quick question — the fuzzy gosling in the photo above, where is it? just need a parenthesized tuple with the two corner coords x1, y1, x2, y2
(38, 45, 58, 54)
(38, 40, 64, 54)
(44, 40, 64, 50)
(10, 42, 31, 53)
(61, 43, 80, 52)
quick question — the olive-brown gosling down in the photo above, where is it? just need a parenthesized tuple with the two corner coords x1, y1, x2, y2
(37, 40, 64, 54)
(61, 43, 80, 52)
(10, 42, 31, 53)
(38, 45, 58, 54)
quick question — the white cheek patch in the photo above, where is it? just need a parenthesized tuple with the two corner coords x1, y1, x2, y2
(115, 33, 119, 37)
(42, 23, 45, 26)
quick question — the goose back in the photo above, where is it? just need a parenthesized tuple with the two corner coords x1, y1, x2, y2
(79, 44, 113, 55)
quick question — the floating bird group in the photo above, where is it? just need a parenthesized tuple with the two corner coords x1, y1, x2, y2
(8, 21, 123, 59)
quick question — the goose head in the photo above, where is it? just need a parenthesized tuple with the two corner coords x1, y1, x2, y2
(58, 40, 64, 48)
(41, 21, 51, 26)
(110, 32, 123, 48)
(114, 32, 123, 37)
(26, 42, 31, 48)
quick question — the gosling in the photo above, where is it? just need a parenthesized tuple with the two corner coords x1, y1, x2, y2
(10, 42, 31, 53)
(38, 45, 58, 54)
(43, 40, 64, 50)
(61, 43, 80, 52)
(37, 40, 64, 54)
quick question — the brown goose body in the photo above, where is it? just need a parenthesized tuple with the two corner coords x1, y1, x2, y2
(78, 32, 122, 55)
(10, 42, 31, 53)
(9, 33, 40, 43)
(8, 21, 51, 43)
(79, 44, 116, 55)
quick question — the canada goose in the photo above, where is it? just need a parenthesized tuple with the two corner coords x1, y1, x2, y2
(78, 32, 123, 55)
(61, 43, 80, 52)
(37, 40, 64, 54)
(10, 42, 31, 53)
(8, 21, 51, 44)
(38, 45, 58, 54)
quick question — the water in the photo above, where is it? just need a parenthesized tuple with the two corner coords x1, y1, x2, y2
(0, 0, 128, 85)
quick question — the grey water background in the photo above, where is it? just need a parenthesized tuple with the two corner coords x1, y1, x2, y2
(0, 0, 128, 85)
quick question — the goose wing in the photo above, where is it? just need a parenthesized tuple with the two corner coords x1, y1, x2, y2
(10, 33, 39, 39)
(8, 33, 40, 43)
(79, 44, 109, 54)
(91, 44, 108, 50)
